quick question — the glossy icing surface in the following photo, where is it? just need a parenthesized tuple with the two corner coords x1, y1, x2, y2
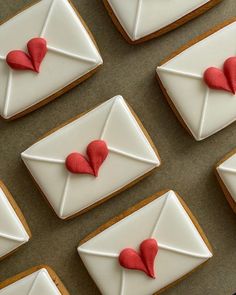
(0, 188, 29, 258)
(107, 0, 210, 41)
(157, 21, 236, 140)
(21, 96, 160, 219)
(78, 191, 212, 295)
(0, 0, 103, 119)
(217, 152, 236, 203)
(0, 268, 61, 294)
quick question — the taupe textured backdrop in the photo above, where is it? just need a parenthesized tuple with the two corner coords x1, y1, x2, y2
(0, 0, 235, 294)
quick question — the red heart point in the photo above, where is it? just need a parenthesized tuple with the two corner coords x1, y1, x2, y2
(65, 140, 108, 177)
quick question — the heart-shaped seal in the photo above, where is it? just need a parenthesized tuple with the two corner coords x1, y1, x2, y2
(119, 238, 158, 278)
(6, 38, 47, 73)
(204, 56, 236, 94)
(65, 140, 109, 177)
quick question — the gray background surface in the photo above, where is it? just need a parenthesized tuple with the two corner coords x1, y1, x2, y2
(0, 0, 235, 294)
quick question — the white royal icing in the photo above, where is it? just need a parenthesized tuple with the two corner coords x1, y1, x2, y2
(0, 0, 103, 119)
(157, 20, 236, 141)
(0, 187, 29, 259)
(78, 190, 212, 295)
(0, 268, 61, 295)
(217, 152, 236, 203)
(106, 0, 211, 41)
(21, 96, 160, 219)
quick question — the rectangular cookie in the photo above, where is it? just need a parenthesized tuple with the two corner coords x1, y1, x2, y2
(215, 148, 236, 213)
(103, 0, 221, 44)
(0, 181, 31, 261)
(21, 95, 161, 220)
(78, 190, 213, 295)
(156, 19, 236, 141)
(0, 265, 69, 294)
(0, 0, 103, 120)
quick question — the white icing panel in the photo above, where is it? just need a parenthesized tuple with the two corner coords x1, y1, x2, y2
(157, 21, 236, 140)
(0, 188, 29, 258)
(21, 96, 160, 219)
(0, 0, 103, 119)
(78, 191, 212, 295)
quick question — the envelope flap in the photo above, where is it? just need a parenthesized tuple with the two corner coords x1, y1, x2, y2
(161, 21, 236, 75)
(0, 0, 52, 55)
(43, 0, 101, 61)
(155, 191, 211, 257)
(218, 153, 236, 171)
(29, 269, 61, 295)
(102, 96, 158, 162)
(136, 0, 210, 40)
(157, 68, 206, 140)
(79, 255, 121, 295)
(0, 188, 27, 241)
(22, 98, 114, 160)
(108, 0, 139, 40)
(78, 193, 167, 254)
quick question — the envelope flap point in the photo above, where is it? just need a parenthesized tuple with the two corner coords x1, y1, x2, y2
(43, 0, 101, 63)
(102, 96, 158, 164)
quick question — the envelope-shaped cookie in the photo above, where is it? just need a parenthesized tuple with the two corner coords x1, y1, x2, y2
(157, 19, 236, 141)
(0, 181, 31, 260)
(216, 148, 236, 213)
(21, 96, 160, 220)
(103, 0, 221, 44)
(78, 190, 212, 295)
(0, 0, 103, 120)
(0, 266, 69, 295)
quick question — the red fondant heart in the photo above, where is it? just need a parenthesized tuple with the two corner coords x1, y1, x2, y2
(224, 57, 236, 94)
(87, 140, 109, 177)
(203, 67, 232, 93)
(119, 238, 158, 279)
(203, 56, 236, 94)
(6, 37, 47, 73)
(65, 140, 108, 177)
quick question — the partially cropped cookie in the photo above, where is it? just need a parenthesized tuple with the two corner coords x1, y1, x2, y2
(103, 0, 221, 44)
(0, 0, 103, 120)
(78, 190, 212, 295)
(0, 181, 31, 260)
(157, 19, 236, 140)
(216, 148, 236, 213)
(21, 95, 161, 220)
(0, 265, 70, 295)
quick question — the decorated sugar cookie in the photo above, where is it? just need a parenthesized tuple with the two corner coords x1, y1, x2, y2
(216, 148, 236, 213)
(157, 19, 236, 140)
(0, 266, 70, 295)
(78, 190, 213, 295)
(103, 0, 221, 44)
(0, 0, 103, 120)
(21, 96, 161, 219)
(0, 181, 31, 260)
